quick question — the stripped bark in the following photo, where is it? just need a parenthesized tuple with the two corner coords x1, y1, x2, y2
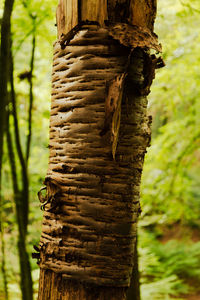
(38, 0, 161, 299)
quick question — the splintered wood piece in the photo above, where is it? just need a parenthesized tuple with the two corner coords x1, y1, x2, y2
(102, 73, 126, 159)
(56, 0, 78, 38)
(56, 0, 108, 38)
(107, 23, 162, 53)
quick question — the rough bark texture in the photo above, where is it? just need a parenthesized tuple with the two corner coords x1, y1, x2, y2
(126, 235, 140, 300)
(37, 0, 160, 299)
(39, 269, 126, 300)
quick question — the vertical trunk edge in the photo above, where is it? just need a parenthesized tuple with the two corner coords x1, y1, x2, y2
(126, 234, 140, 300)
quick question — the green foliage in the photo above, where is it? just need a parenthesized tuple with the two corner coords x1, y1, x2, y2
(140, 228, 200, 299)
(139, 0, 200, 298)
(141, 0, 200, 225)
(1, 0, 57, 298)
(1, 0, 200, 299)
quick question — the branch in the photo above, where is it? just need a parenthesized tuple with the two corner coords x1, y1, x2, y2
(14, 14, 48, 55)
(26, 27, 36, 163)
(6, 111, 19, 194)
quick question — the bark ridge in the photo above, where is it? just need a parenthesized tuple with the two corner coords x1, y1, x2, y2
(37, 27, 151, 287)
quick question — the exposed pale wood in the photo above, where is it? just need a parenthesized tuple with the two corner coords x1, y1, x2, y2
(81, 0, 108, 26)
(57, 0, 157, 39)
(129, 0, 157, 30)
(57, 0, 108, 38)
(56, 0, 78, 38)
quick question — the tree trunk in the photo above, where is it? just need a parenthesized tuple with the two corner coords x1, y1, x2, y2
(0, 0, 14, 199)
(6, 114, 33, 300)
(7, 44, 34, 300)
(37, 1, 161, 299)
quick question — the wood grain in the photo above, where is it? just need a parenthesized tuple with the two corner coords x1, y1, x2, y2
(56, 0, 78, 38)
(57, 0, 157, 38)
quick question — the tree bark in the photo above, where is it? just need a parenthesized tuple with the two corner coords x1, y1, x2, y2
(126, 235, 140, 300)
(37, 1, 160, 299)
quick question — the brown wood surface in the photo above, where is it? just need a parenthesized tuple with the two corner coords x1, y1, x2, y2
(81, 0, 108, 26)
(38, 269, 126, 300)
(129, 0, 157, 30)
(39, 28, 143, 287)
(56, 0, 78, 37)
(57, 0, 157, 38)
(38, 1, 159, 299)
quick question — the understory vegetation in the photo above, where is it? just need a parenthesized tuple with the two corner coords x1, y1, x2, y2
(0, 0, 200, 299)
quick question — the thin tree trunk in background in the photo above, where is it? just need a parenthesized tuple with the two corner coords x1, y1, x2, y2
(26, 31, 36, 163)
(8, 48, 33, 300)
(0, 2, 14, 299)
(1, 2, 35, 299)
(6, 109, 33, 300)
(0, 193, 9, 300)
(25, 13, 36, 164)
(38, 1, 160, 299)
(0, 0, 14, 187)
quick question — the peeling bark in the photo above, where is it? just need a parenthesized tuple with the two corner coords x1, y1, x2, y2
(38, 28, 152, 294)
(38, 0, 161, 299)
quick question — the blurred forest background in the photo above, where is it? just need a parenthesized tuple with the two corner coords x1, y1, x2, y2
(0, 0, 200, 299)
